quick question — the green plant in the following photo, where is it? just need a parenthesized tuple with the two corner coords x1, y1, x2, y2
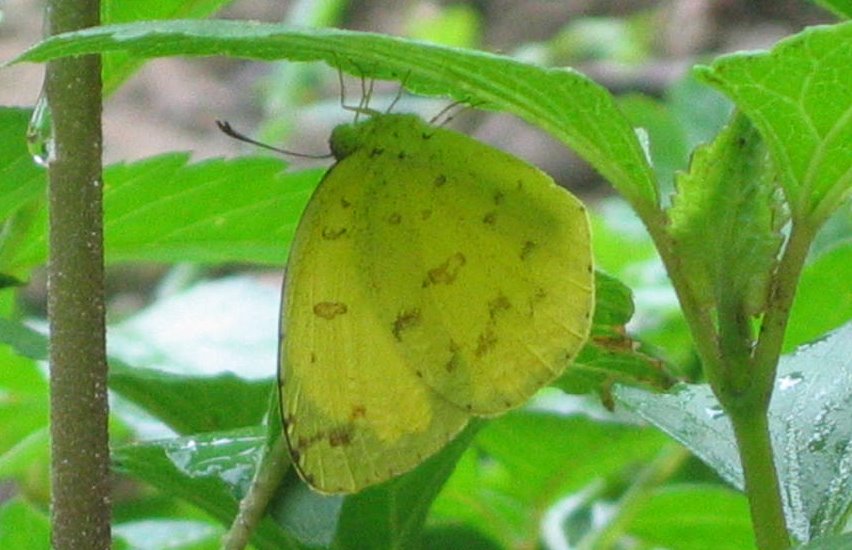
(0, 3, 850, 550)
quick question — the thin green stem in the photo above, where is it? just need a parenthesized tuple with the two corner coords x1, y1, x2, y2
(45, 0, 109, 547)
(720, 221, 815, 550)
(582, 443, 690, 550)
(753, 221, 816, 392)
(639, 208, 724, 385)
(222, 433, 292, 550)
(728, 403, 790, 550)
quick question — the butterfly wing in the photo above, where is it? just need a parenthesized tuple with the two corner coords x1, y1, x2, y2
(357, 116, 594, 415)
(280, 141, 470, 494)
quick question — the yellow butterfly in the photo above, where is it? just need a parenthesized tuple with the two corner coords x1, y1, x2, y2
(280, 112, 593, 493)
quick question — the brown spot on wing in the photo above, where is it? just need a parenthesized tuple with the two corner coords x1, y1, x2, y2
(392, 308, 422, 341)
(445, 340, 462, 373)
(475, 328, 497, 358)
(423, 252, 466, 287)
(520, 240, 537, 260)
(328, 425, 354, 447)
(488, 294, 512, 320)
(313, 302, 348, 319)
(350, 405, 366, 421)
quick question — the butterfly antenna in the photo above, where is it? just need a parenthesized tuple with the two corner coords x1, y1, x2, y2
(386, 71, 411, 114)
(216, 120, 331, 159)
(429, 100, 465, 126)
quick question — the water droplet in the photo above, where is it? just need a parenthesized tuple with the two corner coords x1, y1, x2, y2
(27, 88, 54, 167)
(778, 372, 804, 390)
(705, 404, 725, 419)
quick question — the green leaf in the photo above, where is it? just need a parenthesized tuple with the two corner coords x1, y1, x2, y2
(562, 340, 676, 403)
(109, 362, 273, 435)
(696, 22, 852, 228)
(616, 322, 852, 543)
(628, 484, 755, 550)
(618, 93, 689, 198)
(334, 424, 480, 550)
(0, 351, 48, 456)
(431, 409, 667, 547)
(14, 19, 658, 213)
(0, 108, 45, 222)
(591, 271, 635, 327)
(0, 108, 47, 274)
(786, 240, 852, 351)
(558, 271, 677, 400)
(115, 423, 478, 549)
(101, 0, 232, 95)
(112, 427, 299, 550)
(0, 497, 50, 550)
(668, 112, 784, 315)
(0, 318, 48, 361)
(14, 155, 322, 267)
(796, 533, 852, 549)
(807, 0, 852, 19)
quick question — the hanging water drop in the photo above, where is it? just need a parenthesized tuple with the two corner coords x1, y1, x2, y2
(27, 88, 53, 168)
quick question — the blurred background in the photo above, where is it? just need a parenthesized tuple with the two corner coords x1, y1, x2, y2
(0, 0, 836, 367)
(0, 0, 831, 176)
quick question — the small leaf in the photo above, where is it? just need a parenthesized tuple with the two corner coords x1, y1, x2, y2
(558, 272, 677, 400)
(616, 322, 852, 542)
(112, 428, 299, 550)
(592, 271, 635, 327)
(696, 23, 852, 228)
(668, 112, 784, 316)
(562, 338, 677, 405)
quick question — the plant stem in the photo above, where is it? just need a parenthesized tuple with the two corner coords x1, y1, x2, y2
(727, 401, 789, 550)
(222, 433, 291, 550)
(723, 221, 815, 550)
(45, 0, 109, 548)
(638, 203, 801, 549)
(753, 221, 816, 391)
(583, 443, 690, 550)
